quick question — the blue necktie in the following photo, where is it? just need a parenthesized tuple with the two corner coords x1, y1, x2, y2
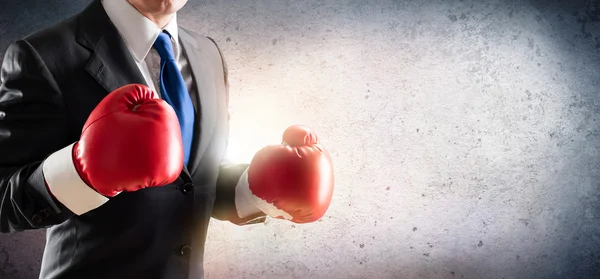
(153, 31, 195, 166)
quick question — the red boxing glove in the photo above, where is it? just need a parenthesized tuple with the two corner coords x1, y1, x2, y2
(75, 84, 184, 196)
(43, 84, 184, 214)
(246, 125, 334, 223)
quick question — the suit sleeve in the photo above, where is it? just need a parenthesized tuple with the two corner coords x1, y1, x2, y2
(206, 37, 267, 225)
(213, 164, 266, 225)
(0, 40, 75, 233)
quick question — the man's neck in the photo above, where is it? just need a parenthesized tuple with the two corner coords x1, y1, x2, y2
(126, 1, 174, 28)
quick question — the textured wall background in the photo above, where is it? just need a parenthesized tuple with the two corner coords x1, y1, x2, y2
(1, 0, 599, 278)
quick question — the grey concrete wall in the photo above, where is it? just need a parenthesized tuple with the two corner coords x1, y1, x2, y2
(1, 0, 599, 278)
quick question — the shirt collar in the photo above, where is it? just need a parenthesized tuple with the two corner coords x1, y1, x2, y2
(102, 0, 180, 63)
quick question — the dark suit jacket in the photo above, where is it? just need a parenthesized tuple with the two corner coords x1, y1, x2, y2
(0, 1, 265, 278)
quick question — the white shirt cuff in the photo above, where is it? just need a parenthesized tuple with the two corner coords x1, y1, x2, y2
(42, 143, 109, 216)
(234, 168, 293, 220)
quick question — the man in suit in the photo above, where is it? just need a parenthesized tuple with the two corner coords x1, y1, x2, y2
(0, 0, 334, 278)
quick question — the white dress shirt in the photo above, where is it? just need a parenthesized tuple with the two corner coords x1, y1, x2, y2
(102, 0, 181, 91)
(102, 0, 201, 112)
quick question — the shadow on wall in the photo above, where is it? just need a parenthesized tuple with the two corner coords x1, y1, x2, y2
(0, 0, 599, 278)
(0, 0, 93, 65)
(523, 0, 600, 278)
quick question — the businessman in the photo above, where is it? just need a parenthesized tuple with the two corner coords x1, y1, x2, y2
(0, 0, 334, 278)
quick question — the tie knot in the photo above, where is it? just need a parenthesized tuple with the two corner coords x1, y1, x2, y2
(153, 31, 175, 61)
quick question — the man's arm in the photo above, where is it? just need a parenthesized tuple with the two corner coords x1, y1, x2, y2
(207, 37, 334, 225)
(0, 40, 75, 233)
(206, 37, 267, 225)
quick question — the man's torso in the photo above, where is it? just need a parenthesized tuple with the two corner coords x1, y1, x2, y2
(18, 1, 230, 278)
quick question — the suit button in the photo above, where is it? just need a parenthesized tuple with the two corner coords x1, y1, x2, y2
(41, 208, 53, 218)
(32, 214, 42, 223)
(0, 111, 5, 119)
(181, 183, 194, 195)
(180, 245, 192, 256)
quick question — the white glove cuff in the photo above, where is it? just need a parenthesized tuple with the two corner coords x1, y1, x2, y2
(235, 168, 293, 220)
(42, 143, 109, 215)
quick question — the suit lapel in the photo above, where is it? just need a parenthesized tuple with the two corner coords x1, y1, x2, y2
(179, 29, 217, 176)
(76, 0, 147, 93)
